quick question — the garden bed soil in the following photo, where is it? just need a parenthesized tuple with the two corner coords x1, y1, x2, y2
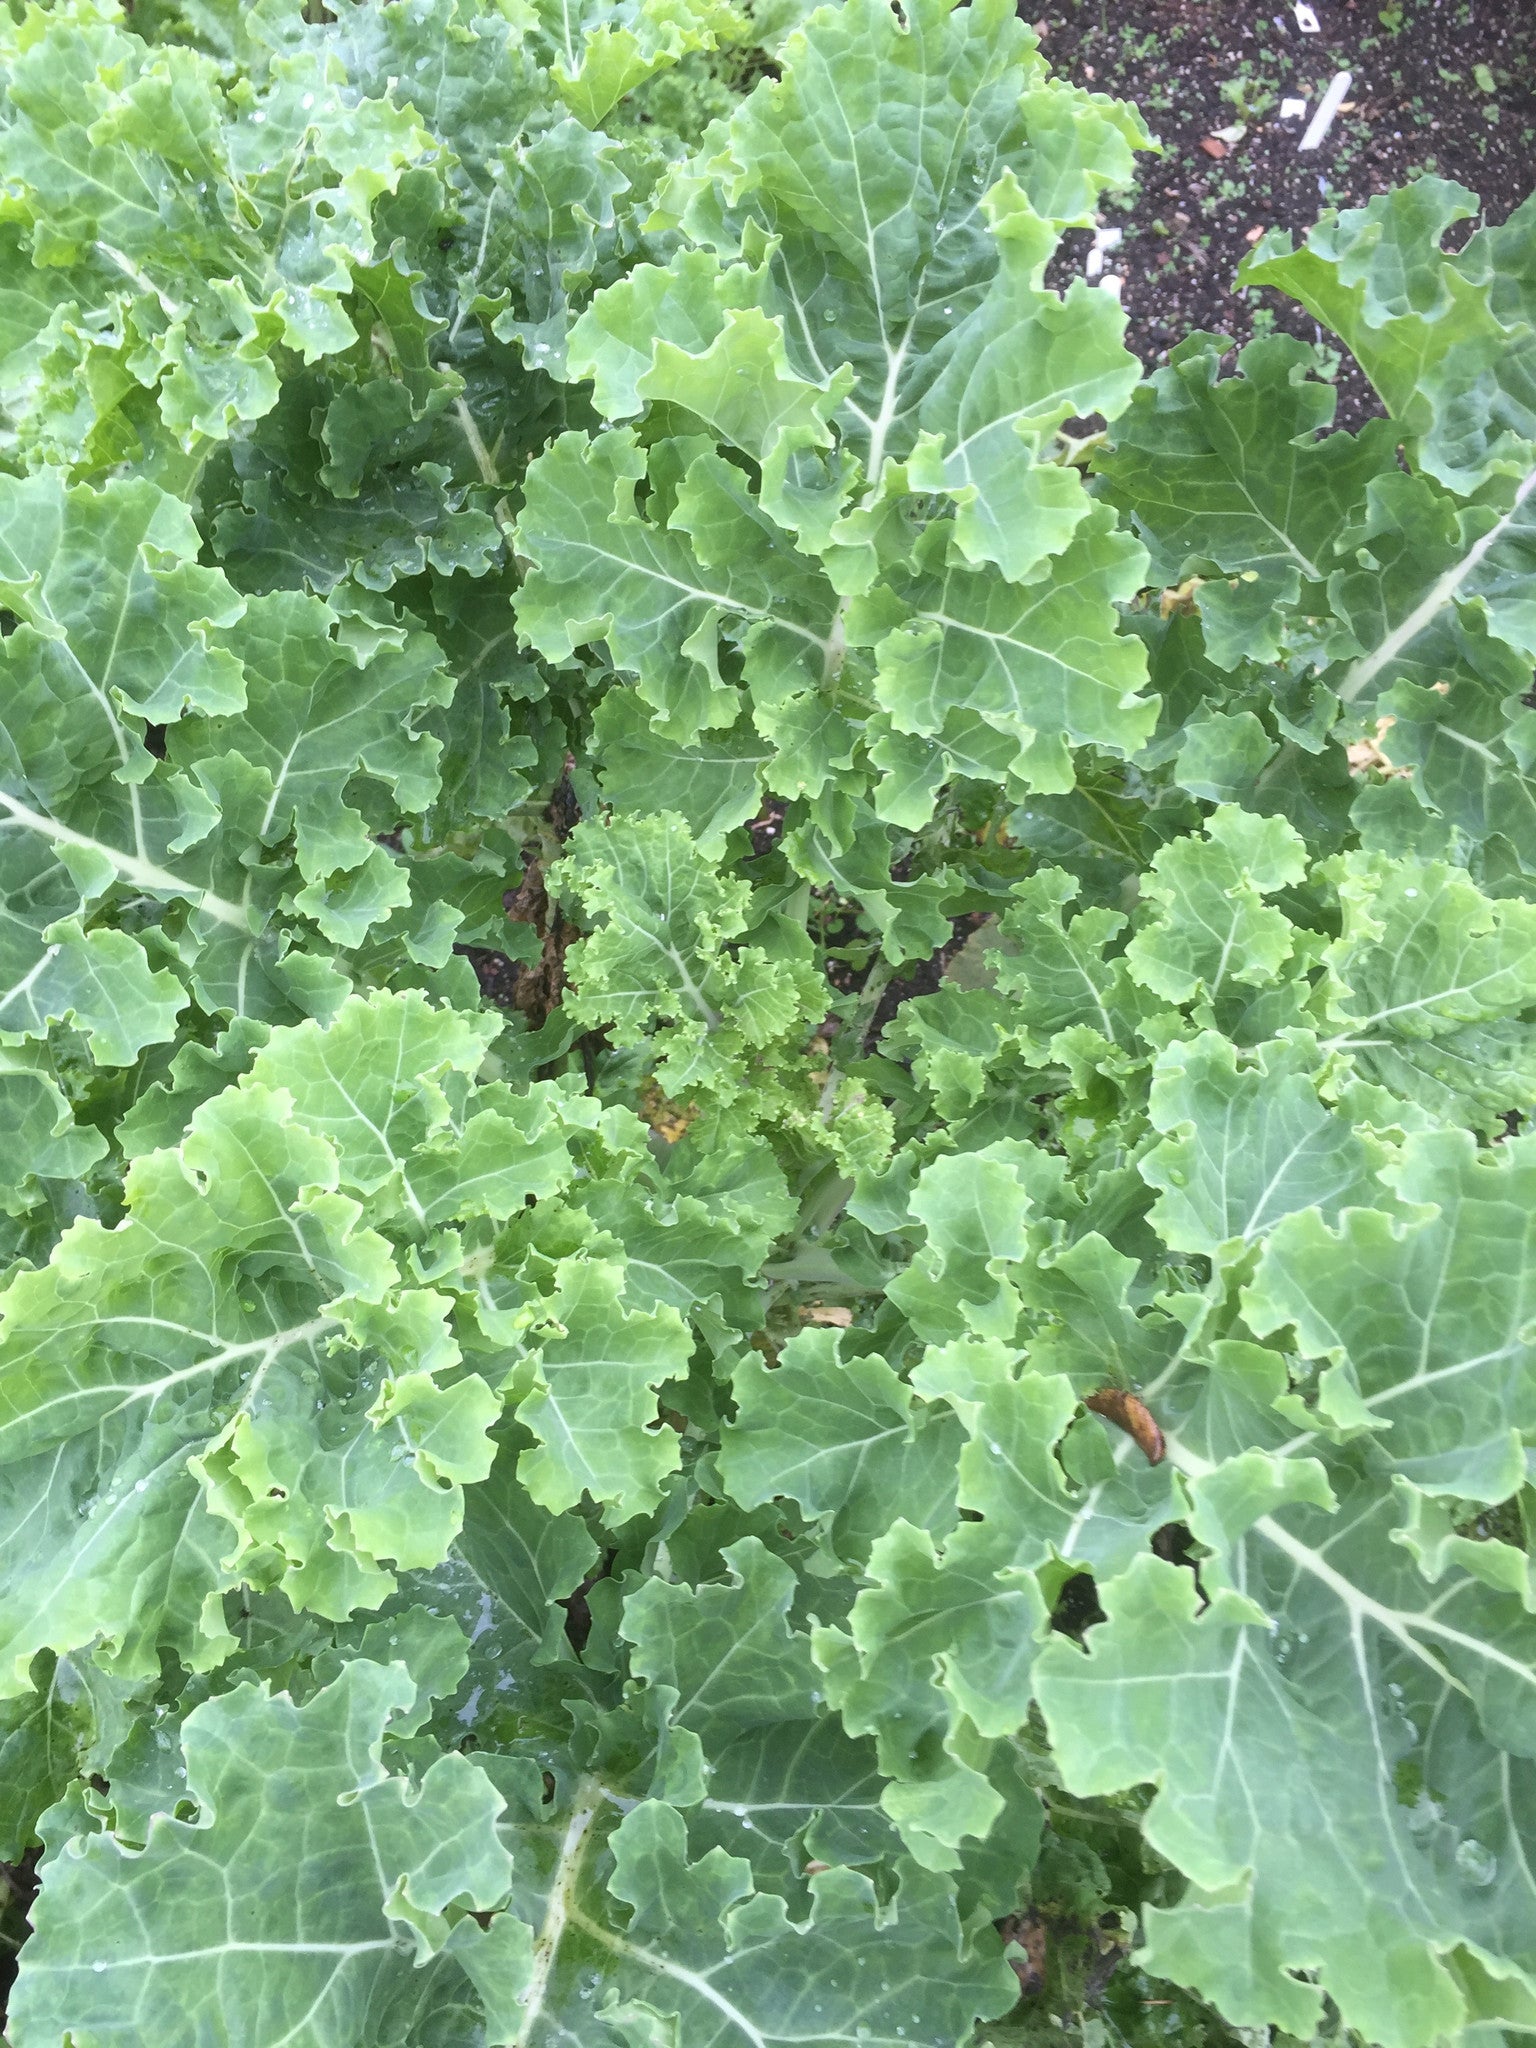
(1037, 0, 1536, 425)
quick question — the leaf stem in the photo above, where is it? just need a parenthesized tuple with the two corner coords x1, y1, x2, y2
(454, 396, 502, 487)
(1339, 462, 1536, 702)
(0, 791, 250, 928)
(845, 957, 895, 1054)
(512, 1778, 604, 2048)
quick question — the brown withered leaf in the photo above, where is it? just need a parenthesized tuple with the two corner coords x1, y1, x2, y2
(639, 1078, 699, 1144)
(997, 1912, 1048, 1995)
(502, 857, 570, 1025)
(1159, 575, 1204, 618)
(1346, 715, 1411, 780)
(1084, 1388, 1166, 1465)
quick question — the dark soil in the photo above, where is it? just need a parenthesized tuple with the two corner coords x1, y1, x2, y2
(0, 1849, 39, 2033)
(1037, 0, 1536, 426)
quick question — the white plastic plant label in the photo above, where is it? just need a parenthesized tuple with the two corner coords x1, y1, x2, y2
(1299, 70, 1353, 150)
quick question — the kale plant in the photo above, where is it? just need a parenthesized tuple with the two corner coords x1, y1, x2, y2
(0, 3, 1533, 2046)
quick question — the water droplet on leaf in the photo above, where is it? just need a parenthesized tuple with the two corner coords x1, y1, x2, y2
(1456, 1838, 1497, 1887)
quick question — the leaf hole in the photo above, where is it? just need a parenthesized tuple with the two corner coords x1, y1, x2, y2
(1049, 1572, 1105, 1640)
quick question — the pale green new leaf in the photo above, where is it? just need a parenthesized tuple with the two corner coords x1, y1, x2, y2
(557, 810, 824, 1097)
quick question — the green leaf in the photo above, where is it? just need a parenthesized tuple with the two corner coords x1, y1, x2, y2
(810, 1339, 1099, 1857)
(526, 1796, 1017, 2045)
(245, 988, 502, 1208)
(855, 508, 1155, 795)
(1239, 178, 1530, 492)
(1371, 669, 1536, 872)
(904, 174, 1140, 583)
(718, 1329, 962, 1564)
(0, 1041, 497, 1687)
(885, 1143, 1036, 1345)
(597, 287, 853, 542)
(687, 0, 1146, 481)
(592, 688, 772, 857)
(1035, 1511, 1536, 2048)
(1141, 1031, 1390, 1256)
(0, 1652, 119, 1864)
(0, 471, 245, 726)
(0, 1061, 108, 1213)
(172, 591, 455, 899)
(622, 1535, 822, 1747)
(0, 921, 187, 1068)
(426, 1430, 600, 1718)
(1094, 332, 1398, 667)
(1321, 851, 1536, 1129)
(1246, 1129, 1536, 1501)
(991, 866, 1140, 1050)
(538, 0, 740, 127)
(0, 2, 433, 451)
(1329, 467, 1536, 712)
(514, 429, 840, 739)
(7, 1659, 527, 2048)
(514, 1258, 692, 1520)
(1125, 806, 1309, 1005)
(567, 247, 756, 412)
(0, 477, 483, 1035)
(782, 807, 959, 964)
